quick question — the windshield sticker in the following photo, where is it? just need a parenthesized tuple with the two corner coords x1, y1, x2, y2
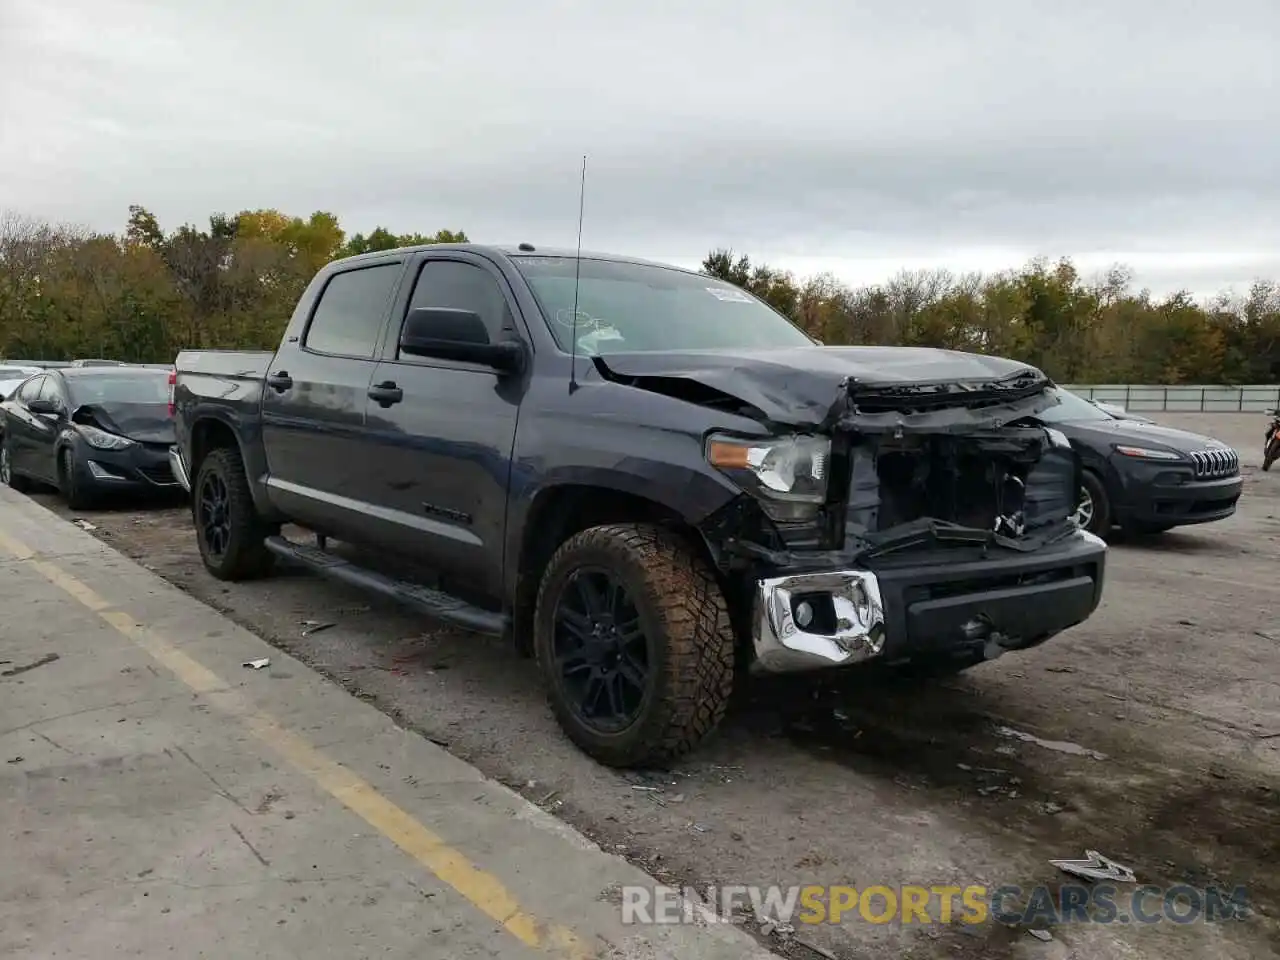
(707, 286, 753, 303)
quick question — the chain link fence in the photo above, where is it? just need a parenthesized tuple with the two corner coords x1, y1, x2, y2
(1062, 384, 1280, 413)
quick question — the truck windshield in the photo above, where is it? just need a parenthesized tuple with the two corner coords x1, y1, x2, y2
(511, 256, 815, 354)
(1037, 388, 1115, 423)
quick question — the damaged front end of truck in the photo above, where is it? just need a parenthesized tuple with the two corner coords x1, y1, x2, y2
(595, 351, 1109, 675)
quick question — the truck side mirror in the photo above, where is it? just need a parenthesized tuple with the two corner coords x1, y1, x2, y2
(399, 307, 524, 374)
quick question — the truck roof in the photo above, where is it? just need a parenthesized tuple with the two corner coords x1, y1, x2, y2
(328, 243, 705, 277)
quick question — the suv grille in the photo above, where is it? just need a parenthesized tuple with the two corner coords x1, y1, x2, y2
(1190, 447, 1239, 478)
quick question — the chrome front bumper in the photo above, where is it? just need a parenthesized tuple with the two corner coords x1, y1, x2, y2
(752, 569, 887, 673)
(169, 445, 191, 493)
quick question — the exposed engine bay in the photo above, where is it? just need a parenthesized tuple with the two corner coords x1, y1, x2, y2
(840, 426, 1078, 552)
(589, 349, 1083, 564)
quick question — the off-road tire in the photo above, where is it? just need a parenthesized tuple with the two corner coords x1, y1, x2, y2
(193, 446, 276, 581)
(533, 523, 735, 768)
(1, 436, 30, 492)
(59, 448, 95, 511)
(1079, 470, 1111, 536)
(1264, 435, 1280, 472)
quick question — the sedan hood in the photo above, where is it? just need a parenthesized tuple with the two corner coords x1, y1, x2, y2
(1057, 417, 1229, 454)
(592, 346, 1057, 432)
(72, 402, 175, 445)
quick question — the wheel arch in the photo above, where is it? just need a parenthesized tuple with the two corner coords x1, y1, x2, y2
(187, 415, 274, 516)
(510, 482, 727, 656)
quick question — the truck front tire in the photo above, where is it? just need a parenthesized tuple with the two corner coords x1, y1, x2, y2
(533, 523, 735, 768)
(193, 447, 275, 581)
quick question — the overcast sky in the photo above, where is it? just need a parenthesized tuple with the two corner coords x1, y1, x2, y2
(2, 0, 1277, 297)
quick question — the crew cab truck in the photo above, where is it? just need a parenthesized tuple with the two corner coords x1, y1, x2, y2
(171, 243, 1108, 768)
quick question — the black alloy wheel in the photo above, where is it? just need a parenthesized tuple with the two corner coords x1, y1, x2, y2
(551, 566, 652, 733)
(198, 470, 231, 560)
(191, 447, 275, 580)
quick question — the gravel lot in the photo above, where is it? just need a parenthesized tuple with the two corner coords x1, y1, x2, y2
(26, 412, 1280, 960)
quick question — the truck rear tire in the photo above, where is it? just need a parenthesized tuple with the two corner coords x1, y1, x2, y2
(533, 523, 735, 768)
(193, 447, 275, 581)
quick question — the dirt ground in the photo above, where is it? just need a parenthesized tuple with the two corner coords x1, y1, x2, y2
(24, 412, 1280, 960)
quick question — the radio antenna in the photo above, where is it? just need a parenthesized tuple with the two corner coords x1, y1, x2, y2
(568, 154, 587, 394)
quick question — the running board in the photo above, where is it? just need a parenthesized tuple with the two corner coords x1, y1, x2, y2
(263, 535, 508, 637)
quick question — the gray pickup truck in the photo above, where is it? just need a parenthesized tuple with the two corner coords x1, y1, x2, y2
(171, 243, 1107, 767)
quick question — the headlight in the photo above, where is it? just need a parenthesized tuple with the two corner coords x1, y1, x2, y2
(78, 424, 135, 451)
(706, 433, 830, 521)
(1114, 444, 1181, 461)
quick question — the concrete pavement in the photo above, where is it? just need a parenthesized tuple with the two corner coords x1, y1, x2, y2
(0, 487, 772, 960)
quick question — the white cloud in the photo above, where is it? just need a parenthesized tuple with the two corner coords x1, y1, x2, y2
(1, 0, 1277, 296)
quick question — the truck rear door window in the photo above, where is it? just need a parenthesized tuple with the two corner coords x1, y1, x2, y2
(304, 263, 402, 358)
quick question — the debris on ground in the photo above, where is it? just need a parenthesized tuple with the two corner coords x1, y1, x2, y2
(1, 653, 60, 677)
(995, 725, 1108, 761)
(6, 756, 23, 764)
(242, 658, 271, 670)
(1049, 849, 1136, 883)
(1028, 928, 1054, 941)
(300, 620, 335, 637)
(71, 518, 97, 531)
(792, 935, 838, 959)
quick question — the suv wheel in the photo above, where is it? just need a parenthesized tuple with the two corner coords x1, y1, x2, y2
(1075, 471, 1111, 536)
(193, 447, 276, 580)
(533, 523, 735, 768)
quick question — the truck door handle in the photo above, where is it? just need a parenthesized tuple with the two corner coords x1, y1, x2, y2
(368, 381, 403, 407)
(267, 371, 293, 392)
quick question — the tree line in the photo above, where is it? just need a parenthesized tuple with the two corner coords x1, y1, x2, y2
(1, 206, 1277, 383)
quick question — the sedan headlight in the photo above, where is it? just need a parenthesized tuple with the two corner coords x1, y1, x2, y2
(78, 424, 135, 451)
(1114, 444, 1181, 461)
(706, 433, 830, 521)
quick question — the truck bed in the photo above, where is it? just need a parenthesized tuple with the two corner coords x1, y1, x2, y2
(174, 349, 274, 380)
(172, 349, 275, 445)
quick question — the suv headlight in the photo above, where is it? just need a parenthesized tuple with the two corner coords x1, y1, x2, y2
(78, 424, 135, 451)
(1114, 444, 1181, 461)
(706, 433, 830, 521)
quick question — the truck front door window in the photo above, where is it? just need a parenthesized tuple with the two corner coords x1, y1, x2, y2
(399, 260, 513, 354)
(304, 263, 402, 358)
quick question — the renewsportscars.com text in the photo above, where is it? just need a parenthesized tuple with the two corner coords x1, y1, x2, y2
(621, 883, 1250, 927)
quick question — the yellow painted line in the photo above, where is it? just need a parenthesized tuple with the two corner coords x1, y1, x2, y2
(1, 528, 599, 960)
